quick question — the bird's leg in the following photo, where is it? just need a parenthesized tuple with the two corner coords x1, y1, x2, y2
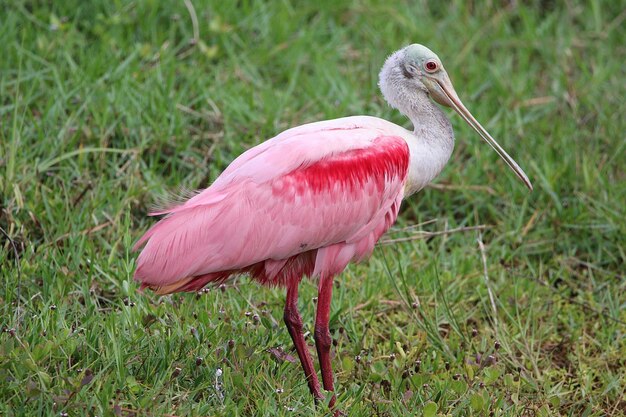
(283, 279, 323, 400)
(314, 274, 336, 408)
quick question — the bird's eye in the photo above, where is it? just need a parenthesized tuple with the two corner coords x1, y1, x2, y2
(424, 60, 438, 72)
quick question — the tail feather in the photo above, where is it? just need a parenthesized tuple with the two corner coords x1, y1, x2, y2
(142, 272, 231, 295)
(142, 276, 197, 295)
(138, 251, 318, 295)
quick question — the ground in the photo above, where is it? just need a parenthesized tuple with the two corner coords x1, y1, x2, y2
(1, 1, 625, 416)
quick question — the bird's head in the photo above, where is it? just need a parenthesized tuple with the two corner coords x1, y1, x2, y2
(379, 44, 532, 191)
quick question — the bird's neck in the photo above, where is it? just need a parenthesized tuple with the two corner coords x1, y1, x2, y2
(377, 53, 455, 194)
(399, 95, 456, 195)
(380, 72, 455, 151)
(405, 96, 451, 131)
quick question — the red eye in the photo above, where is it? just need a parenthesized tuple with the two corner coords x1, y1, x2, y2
(425, 61, 438, 72)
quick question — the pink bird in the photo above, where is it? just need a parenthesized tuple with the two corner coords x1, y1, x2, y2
(134, 44, 532, 408)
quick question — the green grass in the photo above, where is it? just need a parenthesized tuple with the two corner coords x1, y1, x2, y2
(1, 0, 625, 416)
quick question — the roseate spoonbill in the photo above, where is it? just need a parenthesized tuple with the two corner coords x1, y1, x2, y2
(134, 44, 532, 407)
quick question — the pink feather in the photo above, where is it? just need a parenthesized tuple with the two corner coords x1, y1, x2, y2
(134, 116, 410, 292)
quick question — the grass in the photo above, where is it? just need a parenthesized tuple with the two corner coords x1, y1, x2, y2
(1, 0, 624, 416)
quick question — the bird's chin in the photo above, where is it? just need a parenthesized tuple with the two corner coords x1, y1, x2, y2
(422, 77, 452, 107)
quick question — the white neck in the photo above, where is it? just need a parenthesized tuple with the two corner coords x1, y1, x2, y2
(378, 51, 455, 195)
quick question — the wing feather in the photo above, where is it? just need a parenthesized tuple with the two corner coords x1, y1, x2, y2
(134, 118, 410, 287)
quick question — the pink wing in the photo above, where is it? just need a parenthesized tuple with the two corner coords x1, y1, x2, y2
(134, 118, 410, 290)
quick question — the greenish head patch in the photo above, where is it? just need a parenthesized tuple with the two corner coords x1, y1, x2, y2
(404, 44, 440, 67)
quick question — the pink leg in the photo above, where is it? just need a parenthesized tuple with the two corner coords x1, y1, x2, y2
(284, 279, 322, 400)
(314, 274, 336, 408)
